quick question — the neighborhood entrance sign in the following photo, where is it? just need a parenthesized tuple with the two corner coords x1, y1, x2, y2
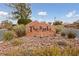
(26, 21, 56, 37)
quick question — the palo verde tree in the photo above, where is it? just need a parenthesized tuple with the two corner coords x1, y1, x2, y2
(7, 3, 32, 25)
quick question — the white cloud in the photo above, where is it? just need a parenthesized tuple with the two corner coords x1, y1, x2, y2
(75, 14, 79, 17)
(38, 11, 48, 16)
(0, 11, 8, 16)
(66, 10, 76, 18)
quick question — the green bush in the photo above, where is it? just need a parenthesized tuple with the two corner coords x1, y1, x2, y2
(18, 19, 32, 25)
(67, 31, 76, 39)
(3, 31, 14, 41)
(13, 24, 26, 37)
(53, 21, 63, 25)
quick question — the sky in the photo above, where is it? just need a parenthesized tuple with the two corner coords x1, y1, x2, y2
(0, 3, 79, 24)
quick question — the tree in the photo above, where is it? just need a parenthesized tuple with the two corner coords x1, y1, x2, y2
(7, 3, 32, 25)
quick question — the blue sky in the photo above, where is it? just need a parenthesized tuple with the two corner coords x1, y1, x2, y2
(0, 3, 79, 23)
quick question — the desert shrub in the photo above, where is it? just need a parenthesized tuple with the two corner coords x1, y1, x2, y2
(3, 31, 14, 41)
(55, 28, 61, 33)
(13, 24, 26, 37)
(55, 25, 64, 34)
(67, 31, 76, 39)
(53, 21, 63, 25)
(11, 39, 24, 46)
(61, 32, 66, 37)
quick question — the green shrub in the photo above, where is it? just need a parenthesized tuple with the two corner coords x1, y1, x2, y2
(18, 19, 32, 25)
(67, 31, 76, 39)
(13, 24, 26, 37)
(53, 21, 63, 25)
(3, 31, 14, 41)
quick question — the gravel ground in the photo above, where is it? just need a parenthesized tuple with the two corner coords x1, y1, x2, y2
(0, 34, 79, 55)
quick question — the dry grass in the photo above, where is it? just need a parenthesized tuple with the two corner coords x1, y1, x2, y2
(11, 38, 24, 46)
(3, 44, 79, 56)
(0, 35, 79, 56)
